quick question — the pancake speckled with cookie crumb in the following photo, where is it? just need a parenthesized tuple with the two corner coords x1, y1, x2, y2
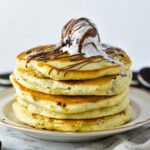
(10, 17, 133, 132)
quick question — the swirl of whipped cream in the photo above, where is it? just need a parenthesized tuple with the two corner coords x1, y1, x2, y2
(61, 18, 101, 57)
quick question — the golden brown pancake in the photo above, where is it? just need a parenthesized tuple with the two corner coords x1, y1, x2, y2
(16, 94, 130, 119)
(16, 45, 132, 80)
(14, 66, 132, 96)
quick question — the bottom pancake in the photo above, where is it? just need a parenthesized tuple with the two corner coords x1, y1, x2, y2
(12, 102, 133, 132)
(16, 96, 130, 119)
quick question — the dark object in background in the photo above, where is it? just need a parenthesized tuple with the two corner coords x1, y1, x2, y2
(0, 140, 2, 150)
(137, 68, 150, 89)
(131, 67, 150, 91)
(0, 72, 12, 86)
(131, 72, 140, 87)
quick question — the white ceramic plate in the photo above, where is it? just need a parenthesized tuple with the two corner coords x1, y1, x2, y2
(0, 87, 150, 142)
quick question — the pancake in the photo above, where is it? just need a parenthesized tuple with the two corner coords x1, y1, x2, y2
(17, 96, 129, 119)
(12, 102, 133, 132)
(16, 45, 132, 80)
(10, 74, 129, 114)
(14, 67, 132, 96)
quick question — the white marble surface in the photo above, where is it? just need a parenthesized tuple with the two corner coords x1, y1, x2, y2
(0, 125, 87, 150)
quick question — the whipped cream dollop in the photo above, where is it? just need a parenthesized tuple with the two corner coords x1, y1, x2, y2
(60, 18, 125, 75)
(61, 18, 101, 57)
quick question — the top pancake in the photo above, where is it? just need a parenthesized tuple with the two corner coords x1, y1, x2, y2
(16, 45, 132, 80)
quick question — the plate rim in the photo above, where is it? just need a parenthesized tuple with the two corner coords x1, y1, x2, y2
(0, 87, 150, 135)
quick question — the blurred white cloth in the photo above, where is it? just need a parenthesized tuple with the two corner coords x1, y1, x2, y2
(76, 125, 150, 150)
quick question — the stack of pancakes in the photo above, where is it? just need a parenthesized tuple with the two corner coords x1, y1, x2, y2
(10, 44, 133, 132)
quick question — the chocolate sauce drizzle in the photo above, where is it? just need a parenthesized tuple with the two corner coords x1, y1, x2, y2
(25, 18, 126, 76)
